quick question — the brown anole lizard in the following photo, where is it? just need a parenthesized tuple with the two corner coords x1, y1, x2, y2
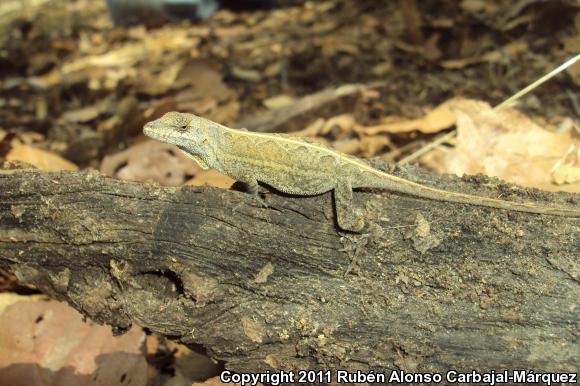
(144, 112, 579, 231)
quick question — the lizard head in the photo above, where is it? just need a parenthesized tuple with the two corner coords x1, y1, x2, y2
(143, 112, 218, 164)
(143, 112, 199, 142)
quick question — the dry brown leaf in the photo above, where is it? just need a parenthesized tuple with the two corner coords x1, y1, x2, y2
(290, 118, 326, 137)
(139, 60, 187, 96)
(320, 114, 356, 138)
(235, 84, 367, 132)
(333, 138, 363, 155)
(207, 100, 241, 125)
(371, 61, 393, 76)
(359, 135, 393, 158)
(264, 61, 284, 77)
(145, 335, 162, 383)
(59, 103, 105, 123)
(0, 293, 47, 315)
(185, 169, 235, 189)
(6, 142, 78, 171)
(190, 376, 263, 386)
(552, 162, 580, 185)
(230, 66, 262, 82)
(460, 0, 499, 15)
(357, 100, 456, 135)
(291, 114, 356, 139)
(20, 132, 45, 144)
(263, 94, 296, 110)
(4, 131, 45, 146)
(177, 60, 233, 101)
(0, 296, 146, 386)
(145, 334, 160, 355)
(34, 25, 202, 91)
(172, 60, 238, 122)
(192, 376, 260, 386)
(441, 41, 528, 69)
(165, 341, 220, 382)
(567, 61, 580, 86)
(551, 145, 580, 185)
(421, 99, 579, 192)
(562, 17, 580, 85)
(100, 140, 200, 186)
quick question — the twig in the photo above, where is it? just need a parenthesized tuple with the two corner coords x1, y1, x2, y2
(398, 53, 580, 165)
(398, 130, 456, 164)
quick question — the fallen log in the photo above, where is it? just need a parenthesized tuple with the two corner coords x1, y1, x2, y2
(0, 165, 578, 374)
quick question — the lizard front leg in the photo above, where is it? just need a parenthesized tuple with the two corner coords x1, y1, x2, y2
(334, 179, 365, 232)
(236, 175, 268, 208)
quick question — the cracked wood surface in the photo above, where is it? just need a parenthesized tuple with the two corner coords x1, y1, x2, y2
(0, 167, 578, 374)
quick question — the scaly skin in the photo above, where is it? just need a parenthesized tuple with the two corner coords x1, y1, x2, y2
(144, 112, 580, 231)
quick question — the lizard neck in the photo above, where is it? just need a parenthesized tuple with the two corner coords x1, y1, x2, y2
(180, 130, 221, 167)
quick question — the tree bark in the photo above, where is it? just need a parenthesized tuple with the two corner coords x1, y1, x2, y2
(0, 166, 578, 374)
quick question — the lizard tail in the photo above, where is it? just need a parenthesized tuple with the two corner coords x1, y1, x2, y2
(366, 172, 580, 217)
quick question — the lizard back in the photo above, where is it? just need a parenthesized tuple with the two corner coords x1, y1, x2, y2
(213, 129, 368, 195)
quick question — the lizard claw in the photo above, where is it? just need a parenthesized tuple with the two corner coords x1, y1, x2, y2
(253, 194, 269, 209)
(232, 193, 268, 213)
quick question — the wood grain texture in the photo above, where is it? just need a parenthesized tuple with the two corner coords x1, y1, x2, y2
(0, 167, 578, 374)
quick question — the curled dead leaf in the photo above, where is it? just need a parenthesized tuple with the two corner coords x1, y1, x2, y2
(292, 114, 356, 138)
(263, 94, 296, 110)
(185, 169, 235, 189)
(100, 140, 200, 186)
(6, 142, 78, 171)
(440, 41, 528, 69)
(551, 145, 580, 185)
(359, 135, 393, 158)
(320, 114, 356, 137)
(333, 138, 362, 155)
(0, 296, 146, 386)
(357, 100, 457, 135)
(421, 99, 579, 192)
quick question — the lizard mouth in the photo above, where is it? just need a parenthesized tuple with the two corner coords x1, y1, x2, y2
(143, 121, 160, 137)
(143, 121, 179, 143)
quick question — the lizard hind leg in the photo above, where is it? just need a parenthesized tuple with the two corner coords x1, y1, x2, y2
(334, 179, 365, 232)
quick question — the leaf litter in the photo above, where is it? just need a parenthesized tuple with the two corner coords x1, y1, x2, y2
(1, 0, 579, 384)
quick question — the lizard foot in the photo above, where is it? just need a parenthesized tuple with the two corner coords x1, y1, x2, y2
(251, 193, 269, 209)
(232, 193, 269, 213)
